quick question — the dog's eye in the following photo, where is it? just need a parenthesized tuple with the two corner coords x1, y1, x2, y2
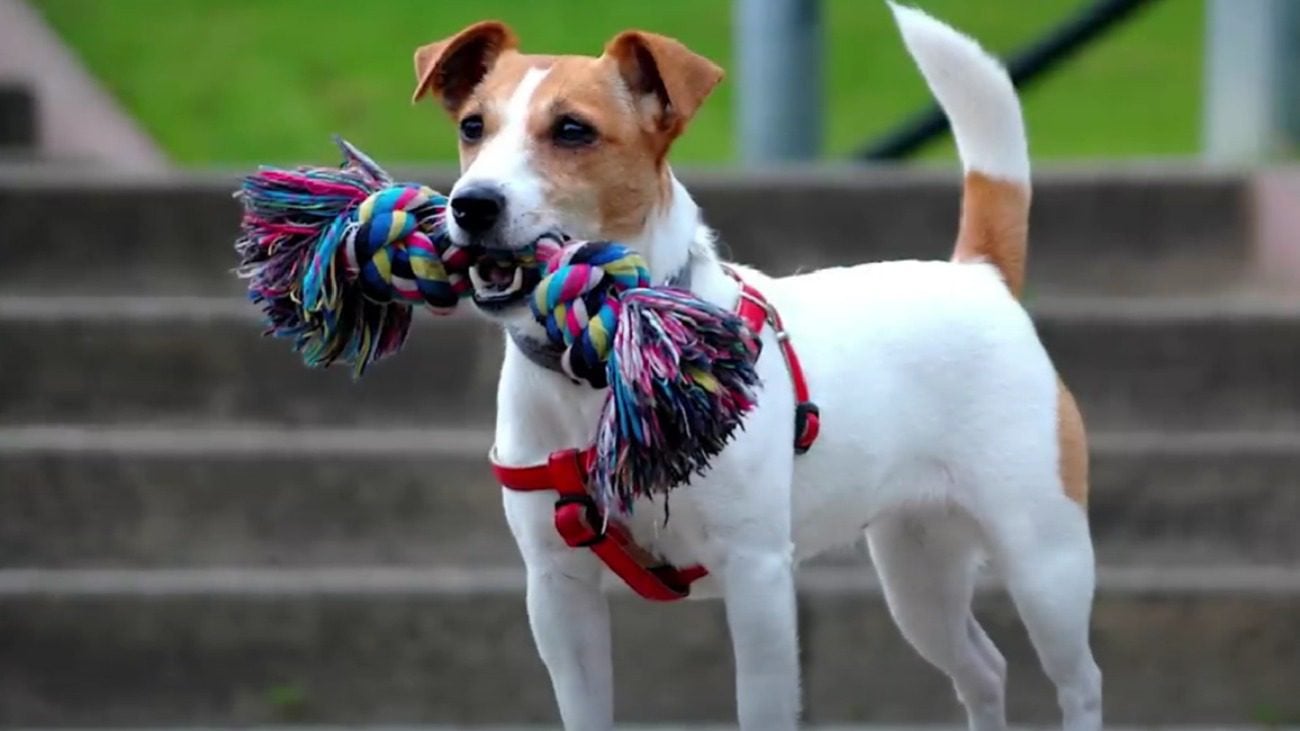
(552, 115, 597, 148)
(459, 114, 485, 143)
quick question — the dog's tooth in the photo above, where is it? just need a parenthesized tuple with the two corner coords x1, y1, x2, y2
(468, 267, 486, 291)
(507, 266, 524, 293)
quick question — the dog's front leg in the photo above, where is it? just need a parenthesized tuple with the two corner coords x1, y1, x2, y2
(720, 544, 800, 728)
(507, 490, 613, 730)
(699, 454, 801, 726)
(525, 554, 612, 730)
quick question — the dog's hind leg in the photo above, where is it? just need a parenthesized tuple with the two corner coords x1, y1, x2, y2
(867, 508, 1008, 731)
(506, 490, 613, 731)
(980, 487, 1102, 731)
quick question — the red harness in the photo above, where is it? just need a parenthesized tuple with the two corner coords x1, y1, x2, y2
(491, 270, 820, 601)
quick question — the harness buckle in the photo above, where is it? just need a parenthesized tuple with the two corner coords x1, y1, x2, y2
(554, 494, 606, 548)
(545, 449, 608, 548)
(794, 401, 821, 454)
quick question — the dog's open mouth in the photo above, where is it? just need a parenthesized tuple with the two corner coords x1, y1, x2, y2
(470, 255, 522, 297)
(469, 251, 538, 310)
(467, 236, 564, 311)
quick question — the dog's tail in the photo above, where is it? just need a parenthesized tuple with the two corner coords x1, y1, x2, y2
(889, 2, 1031, 297)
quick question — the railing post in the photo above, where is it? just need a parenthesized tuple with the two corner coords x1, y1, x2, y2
(735, 0, 822, 165)
(1203, 0, 1300, 162)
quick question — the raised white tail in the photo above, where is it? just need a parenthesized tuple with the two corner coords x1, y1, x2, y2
(889, 2, 1032, 297)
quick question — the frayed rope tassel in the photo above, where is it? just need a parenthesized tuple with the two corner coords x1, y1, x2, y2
(235, 137, 483, 377)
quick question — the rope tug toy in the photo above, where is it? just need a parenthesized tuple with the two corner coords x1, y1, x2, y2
(234, 138, 761, 512)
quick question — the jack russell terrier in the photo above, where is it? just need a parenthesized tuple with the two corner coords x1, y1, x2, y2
(411, 3, 1101, 729)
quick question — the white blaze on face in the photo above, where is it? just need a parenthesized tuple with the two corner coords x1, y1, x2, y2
(448, 66, 552, 248)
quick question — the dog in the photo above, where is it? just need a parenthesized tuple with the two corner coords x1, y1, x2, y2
(411, 3, 1101, 729)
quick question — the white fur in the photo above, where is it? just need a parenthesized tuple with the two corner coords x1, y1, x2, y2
(487, 5, 1100, 730)
(448, 67, 553, 248)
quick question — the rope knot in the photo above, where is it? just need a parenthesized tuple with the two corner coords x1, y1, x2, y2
(531, 242, 650, 387)
(344, 185, 472, 313)
(526, 242, 763, 511)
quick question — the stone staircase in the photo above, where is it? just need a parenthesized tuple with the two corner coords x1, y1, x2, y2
(2, 166, 1298, 727)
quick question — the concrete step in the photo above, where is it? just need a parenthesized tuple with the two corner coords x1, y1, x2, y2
(4, 426, 1300, 568)
(1, 566, 1297, 725)
(0, 298, 500, 429)
(0, 167, 1254, 297)
(5, 296, 1300, 432)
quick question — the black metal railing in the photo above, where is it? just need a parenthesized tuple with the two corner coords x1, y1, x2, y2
(857, 0, 1163, 161)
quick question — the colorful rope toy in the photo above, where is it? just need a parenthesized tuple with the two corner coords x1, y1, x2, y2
(234, 138, 762, 510)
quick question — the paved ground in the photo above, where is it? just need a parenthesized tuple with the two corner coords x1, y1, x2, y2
(11, 727, 1298, 731)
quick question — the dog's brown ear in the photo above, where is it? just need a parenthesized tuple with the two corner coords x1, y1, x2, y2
(412, 21, 518, 112)
(604, 30, 724, 141)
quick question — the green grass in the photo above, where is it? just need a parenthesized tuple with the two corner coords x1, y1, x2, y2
(33, 0, 1203, 166)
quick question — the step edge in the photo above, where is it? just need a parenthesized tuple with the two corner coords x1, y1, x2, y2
(4, 425, 1299, 457)
(8, 294, 1300, 322)
(0, 424, 497, 456)
(2, 565, 1298, 598)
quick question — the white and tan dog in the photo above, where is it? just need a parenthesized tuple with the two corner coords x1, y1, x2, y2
(412, 4, 1100, 730)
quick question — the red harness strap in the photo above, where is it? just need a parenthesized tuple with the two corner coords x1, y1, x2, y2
(492, 273, 818, 601)
(727, 268, 821, 453)
(492, 448, 709, 601)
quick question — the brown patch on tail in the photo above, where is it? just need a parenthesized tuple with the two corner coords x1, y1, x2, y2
(953, 171, 1030, 297)
(1057, 378, 1089, 506)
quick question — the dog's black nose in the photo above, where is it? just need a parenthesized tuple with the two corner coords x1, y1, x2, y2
(450, 185, 505, 235)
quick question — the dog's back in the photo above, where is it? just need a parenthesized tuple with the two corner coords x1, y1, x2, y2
(888, 2, 1090, 507)
(755, 11, 1102, 727)
(735, 3, 1090, 543)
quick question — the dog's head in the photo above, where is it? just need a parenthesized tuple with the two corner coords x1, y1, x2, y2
(412, 21, 723, 314)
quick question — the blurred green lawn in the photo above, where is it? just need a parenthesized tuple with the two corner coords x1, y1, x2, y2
(33, 0, 1203, 166)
